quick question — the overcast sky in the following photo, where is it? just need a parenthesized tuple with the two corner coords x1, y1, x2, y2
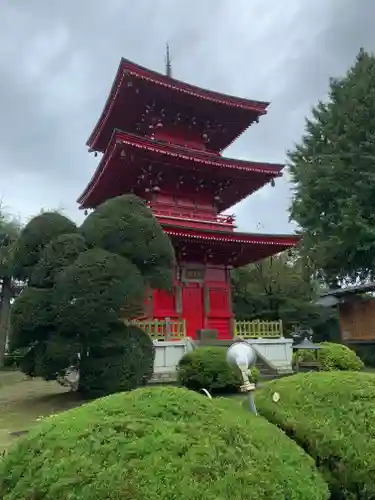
(1, 0, 374, 233)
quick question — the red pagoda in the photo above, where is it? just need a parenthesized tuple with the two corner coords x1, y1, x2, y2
(78, 56, 298, 339)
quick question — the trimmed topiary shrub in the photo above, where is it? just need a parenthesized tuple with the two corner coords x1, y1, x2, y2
(256, 371, 375, 499)
(54, 248, 146, 341)
(9, 196, 175, 397)
(293, 341, 364, 371)
(177, 346, 260, 393)
(10, 287, 56, 351)
(12, 211, 77, 280)
(30, 233, 87, 287)
(0, 386, 329, 500)
(80, 194, 175, 291)
(9, 288, 79, 380)
(78, 324, 155, 397)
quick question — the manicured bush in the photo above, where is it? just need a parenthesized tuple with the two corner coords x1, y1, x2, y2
(256, 371, 375, 499)
(54, 248, 146, 338)
(177, 346, 260, 393)
(78, 324, 155, 397)
(30, 233, 87, 287)
(293, 341, 364, 371)
(10, 287, 56, 351)
(0, 386, 329, 500)
(9, 195, 175, 397)
(80, 194, 175, 290)
(9, 287, 79, 380)
(12, 211, 77, 280)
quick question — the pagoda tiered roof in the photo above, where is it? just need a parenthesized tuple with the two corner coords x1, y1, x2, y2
(164, 224, 298, 267)
(79, 55, 299, 274)
(87, 58, 269, 154)
(78, 130, 283, 210)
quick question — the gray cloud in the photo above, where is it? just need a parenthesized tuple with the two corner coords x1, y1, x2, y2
(1, 0, 374, 232)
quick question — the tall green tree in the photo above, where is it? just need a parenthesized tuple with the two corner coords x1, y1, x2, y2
(289, 48, 375, 284)
(0, 210, 20, 366)
(231, 253, 333, 334)
(10, 195, 175, 396)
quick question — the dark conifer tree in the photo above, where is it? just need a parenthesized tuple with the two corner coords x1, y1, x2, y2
(290, 49, 375, 284)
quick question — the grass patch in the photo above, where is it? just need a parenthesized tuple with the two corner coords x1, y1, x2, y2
(0, 371, 85, 454)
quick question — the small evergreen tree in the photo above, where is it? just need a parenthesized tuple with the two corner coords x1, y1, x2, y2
(10, 195, 174, 395)
(290, 49, 375, 284)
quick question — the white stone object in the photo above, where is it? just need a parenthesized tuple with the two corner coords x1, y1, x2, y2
(226, 342, 257, 392)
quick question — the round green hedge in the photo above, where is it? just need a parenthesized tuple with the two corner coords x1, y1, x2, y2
(30, 233, 87, 287)
(78, 324, 155, 397)
(293, 341, 364, 371)
(177, 346, 260, 393)
(53, 248, 146, 340)
(0, 386, 329, 500)
(256, 371, 375, 499)
(17, 334, 79, 380)
(10, 287, 56, 351)
(12, 211, 77, 280)
(80, 194, 175, 291)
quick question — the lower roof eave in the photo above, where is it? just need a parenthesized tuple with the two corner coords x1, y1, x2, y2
(162, 224, 299, 267)
(162, 223, 299, 245)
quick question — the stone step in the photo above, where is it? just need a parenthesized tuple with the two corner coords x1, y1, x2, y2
(255, 360, 278, 376)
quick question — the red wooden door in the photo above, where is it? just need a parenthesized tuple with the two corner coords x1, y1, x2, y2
(182, 284, 204, 339)
(207, 285, 232, 339)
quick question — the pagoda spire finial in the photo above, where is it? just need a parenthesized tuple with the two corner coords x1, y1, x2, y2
(165, 43, 172, 78)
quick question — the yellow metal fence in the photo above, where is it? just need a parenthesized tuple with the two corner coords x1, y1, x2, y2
(126, 318, 283, 340)
(234, 319, 283, 339)
(126, 319, 187, 341)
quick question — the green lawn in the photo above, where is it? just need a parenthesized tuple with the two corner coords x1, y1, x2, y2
(0, 371, 85, 454)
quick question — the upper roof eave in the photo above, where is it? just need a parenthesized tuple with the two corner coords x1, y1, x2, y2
(77, 129, 284, 208)
(119, 57, 270, 110)
(87, 57, 270, 149)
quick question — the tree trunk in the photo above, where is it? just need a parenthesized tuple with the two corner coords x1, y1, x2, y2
(0, 276, 12, 366)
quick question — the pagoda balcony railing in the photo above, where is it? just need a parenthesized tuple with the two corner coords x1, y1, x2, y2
(147, 202, 236, 228)
(125, 318, 283, 341)
(125, 318, 187, 341)
(234, 320, 283, 339)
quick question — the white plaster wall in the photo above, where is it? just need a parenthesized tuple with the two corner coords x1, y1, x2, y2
(151, 337, 293, 381)
(248, 338, 294, 373)
(152, 339, 195, 381)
